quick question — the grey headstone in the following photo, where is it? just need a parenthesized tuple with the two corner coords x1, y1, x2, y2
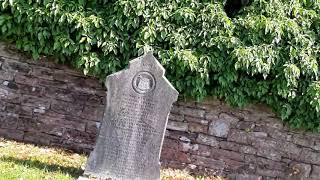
(83, 53, 179, 180)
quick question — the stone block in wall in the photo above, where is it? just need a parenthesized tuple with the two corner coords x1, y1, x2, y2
(0, 70, 14, 81)
(44, 87, 76, 103)
(196, 134, 219, 147)
(208, 113, 239, 138)
(38, 79, 68, 89)
(277, 141, 302, 159)
(161, 148, 191, 163)
(2, 81, 18, 90)
(87, 95, 105, 106)
(19, 83, 45, 96)
(256, 168, 285, 179)
(205, 112, 219, 121)
(51, 100, 83, 116)
(0, 101, 5, 111)
(227, 129, 254, 145)
(0, 113, 18, 129)
(236, 121, 256, 131)
(0, 128, 24, 141)
(17, 115, 64, 137)
(188, 122, 207, 133)
(61, 129, 96, 150)
(292, 134, 314, 148)
(31, 66, 54, 80)
(299, 148, 320, 165)
(222, 158, 245, 172)
(228, 174, 262, 180)
(21, 95, 50, 109)
(185, 116, 208, 125)
(190, 144, 211, 157)
(191, 155, 225, 170)
(81, 105, 104, 121)
(180, 141, 199, 152)
(166, 120, 188, 132)
(268, 129, 293, 142)
(221, 141, 258, 155)
(39, 115, 86, 132)
(254, 117, 283, 131)
(24, 131, 57, 145)
(182, 107, 205, 118)
(245, 155, 288, 171)
(211, 149, 244, 162)
(14, 73, 38, 85)
(253, 139, 281, 161)
(68, 82, 100, 95)
(53, 69, 82, 83)
(168, 113, 184, 122)
(0, 87, 20, 103)
(162, 138, 180, 150)
(310, 165, 320, 179)
(86, 121, 101, 134)
(3, 60, 31, 74)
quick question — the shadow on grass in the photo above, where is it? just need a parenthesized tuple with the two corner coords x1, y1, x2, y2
(0, 156, 84, 178)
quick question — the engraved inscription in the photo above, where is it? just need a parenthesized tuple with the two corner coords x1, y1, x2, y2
(102, 93, 161, 177)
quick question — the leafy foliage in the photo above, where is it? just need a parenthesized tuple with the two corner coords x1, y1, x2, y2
(0, 0, 319, 130)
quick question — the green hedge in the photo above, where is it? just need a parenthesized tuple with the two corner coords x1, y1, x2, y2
(0, 0, 319, 131)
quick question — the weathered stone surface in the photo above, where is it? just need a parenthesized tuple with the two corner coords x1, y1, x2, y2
(189, 122, 207, 133)
(229, 174, 262, 180)
(299, 149, 320, 165)
(190, 144, 211, 157)
(51, 100, 83, 116)
(228, 129, 253, 145)
(166, 120, 188, 132)
(245, 155, 287, 171)
(256, 168, 285, 178)
(209, 119, 230, 138)
(0, 71, 14, 81)
(185, 116, 208, 125)
(191, 155, 225, 170)
(168, 113, 184, 122)
(182, 107, 205, 118)
(84, 53, 179, 180)
(196, 134, 219, 147)
(21, 95, 50, 109)
(0, 128, 24, 140)
(253, 139, 281, 161)
(209, 113, 239, 138)
(211, 149, 244, 162)
(310, 165, 320, 179)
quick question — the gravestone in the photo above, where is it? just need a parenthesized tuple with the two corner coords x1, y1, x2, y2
(82, 53, 179, 180)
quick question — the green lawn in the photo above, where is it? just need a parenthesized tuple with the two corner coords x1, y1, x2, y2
(0, 138, 222, 180)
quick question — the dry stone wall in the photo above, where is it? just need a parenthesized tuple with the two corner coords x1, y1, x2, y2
(1, 43, 320, 179)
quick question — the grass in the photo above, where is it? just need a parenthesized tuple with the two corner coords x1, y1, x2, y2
(0, 138, 223, 180)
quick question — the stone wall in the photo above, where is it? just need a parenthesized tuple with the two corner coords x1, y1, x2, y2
(1, 43, 320, 179)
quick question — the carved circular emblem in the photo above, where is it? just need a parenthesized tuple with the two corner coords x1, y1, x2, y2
(132, 71, 156, 94)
